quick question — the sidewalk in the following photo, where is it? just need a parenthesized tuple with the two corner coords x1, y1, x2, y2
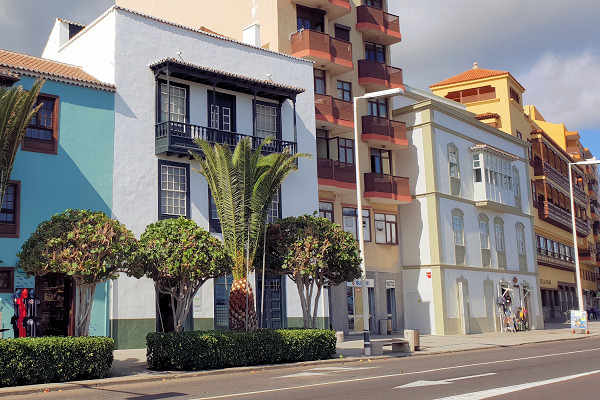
(2, 320, 599, 396)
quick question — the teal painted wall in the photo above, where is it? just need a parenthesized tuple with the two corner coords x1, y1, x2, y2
(0, 77, 114, 338)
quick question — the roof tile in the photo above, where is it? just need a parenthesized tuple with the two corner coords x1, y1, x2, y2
(0, 49, 114, 91)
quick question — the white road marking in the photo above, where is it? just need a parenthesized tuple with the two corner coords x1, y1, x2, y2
(431, 369, 600, 400)
(274, 366, 379, 378)
(395, 373, 497, 388)
(191, 346, 600, 400)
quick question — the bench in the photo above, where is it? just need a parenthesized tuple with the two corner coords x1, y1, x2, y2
(371, 339, 412, 355)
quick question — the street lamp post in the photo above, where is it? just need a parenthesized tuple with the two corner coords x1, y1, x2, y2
(568, 159, 600, 317)
(353, 87, 403, 356)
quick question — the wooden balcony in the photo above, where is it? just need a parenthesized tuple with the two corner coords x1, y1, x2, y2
(356, 5, 402, 45)
(292, 0, 351, 20)
(591, 203, 600, 221)
(579, 249, 596, 263)
(155, 121, 296, 157)
(589, 182, 599, 200)
(317, 158, 356, 194)
(358, 59, 404, 92)
(291, 30, 353, 77)
(361, 115, 407, 150)
(538, 200, 590, 237)
(533, 158, 587, 204)
(315, 94, 354, 134)
(363, 172, 411, 204)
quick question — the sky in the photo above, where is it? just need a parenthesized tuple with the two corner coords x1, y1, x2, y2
(1, 0, 598, 155)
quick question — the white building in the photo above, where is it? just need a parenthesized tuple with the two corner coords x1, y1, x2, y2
(42, 6, 320, 348)
(393, 86, 543, 335)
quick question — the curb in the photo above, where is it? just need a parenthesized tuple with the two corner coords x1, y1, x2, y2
(2, 332, 598, 397)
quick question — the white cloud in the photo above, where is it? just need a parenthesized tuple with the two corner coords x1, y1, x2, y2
(521, 51, 600, 132)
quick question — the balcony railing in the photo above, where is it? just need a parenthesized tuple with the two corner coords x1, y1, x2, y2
(538, 200, 590, 237)
(361, 115, 407, 148)
(358, 59, 404, 90)
(364, 172, 410, 203)
(315, 94, 354, 130)
(155, 121, 296, 156)
(317, 158, 356, 188)
(356, 5, 401, 45)
(291, 30, 353, 76)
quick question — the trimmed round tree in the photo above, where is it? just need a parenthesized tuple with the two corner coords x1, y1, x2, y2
(133, 217, 232, 333)
(18, 209, 138, 336)
(263, 214, 362, 328)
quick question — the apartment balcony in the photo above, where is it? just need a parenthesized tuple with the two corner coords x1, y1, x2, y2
(291, 30, 353, 77)
(363, 172, 411, 204)
(536, 249, 574, 270)
(589, 182, 599, 200)
(293, 0, 351, 20)
(315, 94, 354, 134)
(155, 121, 296, 157)
(317, 158, 356, 194)
(357, 59, 404, 92)
(537, 200, 590, 237)
(579, 248, 596, 264)
(591, 203, 600, 221)
(533, 159, 587, 205)
(355, 5, 402, 45)
(360, 115, 407, 150)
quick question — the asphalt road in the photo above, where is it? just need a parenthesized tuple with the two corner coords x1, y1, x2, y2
(11, 336, 600, 400)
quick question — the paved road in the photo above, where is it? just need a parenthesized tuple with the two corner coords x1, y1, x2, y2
(12, 336, 600, 400)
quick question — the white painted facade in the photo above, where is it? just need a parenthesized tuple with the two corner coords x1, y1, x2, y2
(43, 6, 322, 346)
(394, 87, 542, 335)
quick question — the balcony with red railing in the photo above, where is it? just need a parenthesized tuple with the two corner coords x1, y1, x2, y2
(538, 200, 590, 237)
(361, 115, 407, 150)
(317, 158, 356, 194)
(358, 59, 404, 92)
(291, 30, 353, 77)
(356, 5, 401, 45)
(364, 172, 411, 204)
(315, 93, 354, 134)
(293, 0, 351, 20)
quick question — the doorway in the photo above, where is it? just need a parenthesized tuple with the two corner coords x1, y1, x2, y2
(256, 274, 285, 329)
(35, 273, 74, 337)
(156, 290, 193, 332)
(208, 91, 236, 145)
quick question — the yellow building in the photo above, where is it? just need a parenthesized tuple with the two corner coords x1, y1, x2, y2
(116, 0, 409, 334)
(431, 64, 598, 321)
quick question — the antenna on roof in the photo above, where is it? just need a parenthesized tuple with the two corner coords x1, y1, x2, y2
(176, 51, 184, 62)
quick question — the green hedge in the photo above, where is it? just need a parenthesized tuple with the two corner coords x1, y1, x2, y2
(147, 329, 337, 371)
(0, 336, 114, 387)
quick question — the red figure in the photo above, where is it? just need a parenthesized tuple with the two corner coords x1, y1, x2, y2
(16, 289, 28, 338)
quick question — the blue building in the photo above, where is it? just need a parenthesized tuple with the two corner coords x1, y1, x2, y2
(0, 50, 115, 338)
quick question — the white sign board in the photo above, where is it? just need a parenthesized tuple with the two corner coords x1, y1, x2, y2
(385, 280, 395, 289)
(347, 279, 375, 287)
(571, 310, 587, 330)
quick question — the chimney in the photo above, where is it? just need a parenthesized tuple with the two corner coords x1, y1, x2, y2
(243, 23, 261, 47)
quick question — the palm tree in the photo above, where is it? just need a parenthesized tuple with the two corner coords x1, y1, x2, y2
(193, 137, 309, 330)
(0, 80, 43, 205)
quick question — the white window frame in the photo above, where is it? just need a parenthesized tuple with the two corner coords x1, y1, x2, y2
(452, 214, 464, 246)
(160, 83, 187, 123)
(374, 212, 397, 244)
(479, 219, 490, 249)
(494, 220, 505, 252)
(160, 162, 188, 218)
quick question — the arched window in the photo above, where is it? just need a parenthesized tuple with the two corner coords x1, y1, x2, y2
(449, 144, 460, 196)
(479, 214, 490, 249)
(452, 209, 465, 265)
(452, 209, 464, 246)
(516, 222, 526, 255)
(494, 217, 505, 252)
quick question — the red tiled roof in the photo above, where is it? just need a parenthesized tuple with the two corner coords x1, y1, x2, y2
(430, 63, 524, 91)
(0, 49, 114, 91)
(198, 26, 231, 40)
(475, 112, 500, 120)
(0, 67, 20, 80)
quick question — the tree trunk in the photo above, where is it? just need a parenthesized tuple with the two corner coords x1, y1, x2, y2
(295, 275, 310, 328)
(311, 285, 322, 329)
(74, 282, 96, 337)
(229, 278, 257, 331)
